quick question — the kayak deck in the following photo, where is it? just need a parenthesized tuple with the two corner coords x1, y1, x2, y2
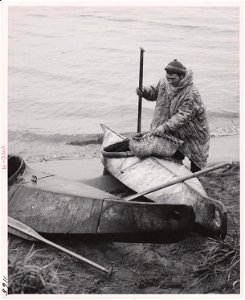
(8, 155, 195, 243)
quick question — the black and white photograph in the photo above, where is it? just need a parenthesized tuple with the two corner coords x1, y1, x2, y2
(1, 0, 242, 296)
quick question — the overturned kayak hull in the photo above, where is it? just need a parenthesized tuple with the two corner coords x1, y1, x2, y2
(100, 125, 227, 238)
(8, 155, 194, 243)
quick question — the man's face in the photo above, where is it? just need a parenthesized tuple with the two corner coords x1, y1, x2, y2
(166, 72, 181, 87)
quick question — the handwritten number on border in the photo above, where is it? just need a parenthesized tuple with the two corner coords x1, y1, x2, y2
(2, 276, 8, 296)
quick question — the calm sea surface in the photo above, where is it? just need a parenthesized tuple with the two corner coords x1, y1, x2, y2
(8, 6, 240, 161)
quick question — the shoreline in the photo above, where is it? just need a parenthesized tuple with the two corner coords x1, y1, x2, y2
(29, 134, 239, 181)
(208, 134, 239, 164)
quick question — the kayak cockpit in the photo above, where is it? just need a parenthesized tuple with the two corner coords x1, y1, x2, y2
(8, 155, 26, 185)
(102, 139, 135, 158)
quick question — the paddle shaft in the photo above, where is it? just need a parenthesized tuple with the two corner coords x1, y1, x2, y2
(137, 47, 145, 133)
(124, 161, 231, 201)
(8, 217, 112, 275)
(39, 238, 112, 275)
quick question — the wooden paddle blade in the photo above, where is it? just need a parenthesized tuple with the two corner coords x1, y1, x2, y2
(8, 217, 112, 275)
(8, 216, 44, 241)
(8, 226, 37, 241)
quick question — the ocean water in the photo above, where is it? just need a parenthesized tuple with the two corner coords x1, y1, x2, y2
(8, 6, 240, 161)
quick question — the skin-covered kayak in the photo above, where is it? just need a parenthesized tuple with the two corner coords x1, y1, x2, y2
(100, 124, 227, 239)
(8, 155, 195, 243)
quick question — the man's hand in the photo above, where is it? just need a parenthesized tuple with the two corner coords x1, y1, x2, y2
(152, 124, 167, 136)
(136, 87, 145, 96)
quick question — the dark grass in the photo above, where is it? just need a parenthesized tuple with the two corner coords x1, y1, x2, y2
(8, 245, 62, 294)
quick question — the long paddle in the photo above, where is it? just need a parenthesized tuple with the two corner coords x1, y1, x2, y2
(123, 161, 231, 202)
(8, 217, 112, 276)
(137, 47, 145, 133)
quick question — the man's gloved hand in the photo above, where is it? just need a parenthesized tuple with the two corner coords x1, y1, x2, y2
(136, 87, 145, 97)
(152, 124, 167, 137)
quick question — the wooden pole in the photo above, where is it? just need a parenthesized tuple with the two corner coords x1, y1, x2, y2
(123, 161, 231, 202)
(8, 217, 112, 276)
(137, 47, 145, 133)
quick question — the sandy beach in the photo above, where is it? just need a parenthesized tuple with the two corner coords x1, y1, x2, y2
(8, 134, 240, 295)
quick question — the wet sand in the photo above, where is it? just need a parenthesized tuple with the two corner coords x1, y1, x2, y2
(29, 135, 239, 181)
